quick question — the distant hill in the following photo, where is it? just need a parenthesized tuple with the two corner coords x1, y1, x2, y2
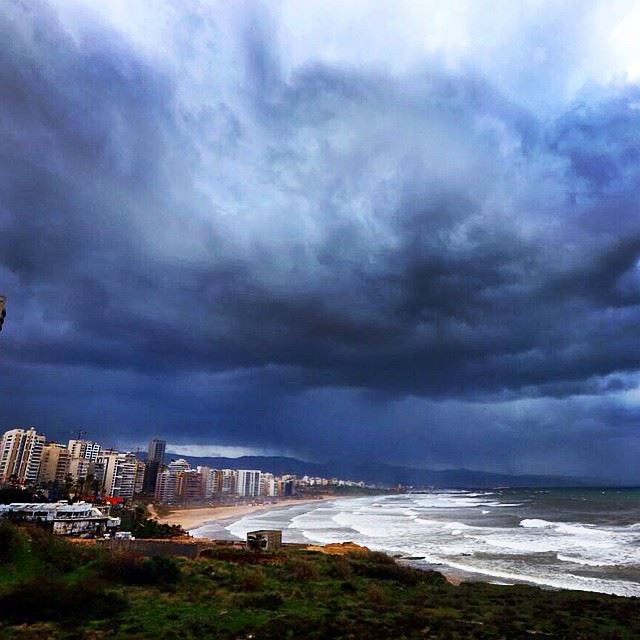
(162, 453, 598, 488)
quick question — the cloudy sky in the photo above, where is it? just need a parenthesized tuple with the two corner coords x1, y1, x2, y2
(1, 0, 640, 481)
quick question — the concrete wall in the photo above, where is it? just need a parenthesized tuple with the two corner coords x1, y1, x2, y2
(98, 538, 206, 558)
(97, 537, 306, 558)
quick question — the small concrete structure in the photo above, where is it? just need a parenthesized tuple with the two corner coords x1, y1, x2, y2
(247, 529, 282, 551)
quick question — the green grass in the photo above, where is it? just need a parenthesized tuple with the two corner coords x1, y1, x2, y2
(0, 522, 639, 639)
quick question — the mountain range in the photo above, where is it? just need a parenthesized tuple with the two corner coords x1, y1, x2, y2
(163, 453, 601, 488)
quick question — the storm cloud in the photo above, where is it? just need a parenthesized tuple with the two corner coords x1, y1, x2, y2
(1, 0, 639, 481)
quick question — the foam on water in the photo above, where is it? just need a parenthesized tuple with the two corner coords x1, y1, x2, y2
(224, 490, 640, 596)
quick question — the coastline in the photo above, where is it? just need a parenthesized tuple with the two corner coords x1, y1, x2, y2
(155, 496, 467, 586)
(155, 495, 336, 532)
(152, 491, 640, 597)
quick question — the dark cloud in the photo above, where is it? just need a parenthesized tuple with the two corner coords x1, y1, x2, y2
(1, 1, 639, 481)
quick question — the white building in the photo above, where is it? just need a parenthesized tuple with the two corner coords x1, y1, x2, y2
(68, 439, 102, 462)
(167, 458, 191, 472)
(0, 427, 45, 485)
(153, 459, 192, 504)
(0, 501, 120, 536)
(236, 470, 261, 497)
(96, 451, 138, 499)
(155, 469, 178, 504)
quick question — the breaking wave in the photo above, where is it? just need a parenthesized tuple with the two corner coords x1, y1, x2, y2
(224, 490, 640, 597)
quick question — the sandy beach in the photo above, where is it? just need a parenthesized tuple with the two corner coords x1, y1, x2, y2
(154, 496, 334, 531)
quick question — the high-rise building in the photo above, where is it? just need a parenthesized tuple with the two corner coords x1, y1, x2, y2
(142, 439, 166, 495)
(167, 458, 190, 473)
(96, 450, 138, 499)
(65, 439, 100, 484)
(147, 439, 166, 465)
(155, 469, 178, 504)
(142, 459, 160, 494)
(0, 427, 45, 485)
(38, 443, 69, 484)
(278, 475, 297, 497)
(176, 470, 203, 502)
(220, 469, 237, 494)
(133, 458, 146, 495)
(197, 466, 215, 498)
(95, 450, 116, 496)
(67, 456, 92, 482)
(236, 469, 261, 497)
(260, 472, 276, 497)
(68, 439, 102, 462)
(112, 454, 138, 499)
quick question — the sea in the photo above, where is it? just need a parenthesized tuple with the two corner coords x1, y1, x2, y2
(191, 488, 640, 597)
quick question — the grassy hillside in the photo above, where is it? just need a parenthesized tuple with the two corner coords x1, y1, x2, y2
(0, 521, 639, 639)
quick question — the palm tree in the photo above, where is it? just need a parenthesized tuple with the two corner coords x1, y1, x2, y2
(62, 473, 74, 500)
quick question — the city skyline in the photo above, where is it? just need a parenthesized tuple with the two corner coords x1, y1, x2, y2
(1, 1, 640, 483)
(0, 425, 370, 505)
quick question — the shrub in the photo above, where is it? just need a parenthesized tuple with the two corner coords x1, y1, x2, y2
(27, 525, 102, 571)
(239, 566, 266, 591)
(97, 552, 181, 586)
(365, 583, 389, 606)
(365, 551, 396, 565)
(239, 591, 284, 609)
(340, 580, 357, 593)
(351, 555, 421, 586)
(132, 518, 185, 539)
(327, 556, 352, 578)
(284, 557, 319, 581)
(0, 576, 124, 625)
(0, 521, 23, 564)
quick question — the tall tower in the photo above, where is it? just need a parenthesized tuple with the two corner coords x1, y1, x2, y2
(147, 438, 166, 465)
(143, 438, 167, 496)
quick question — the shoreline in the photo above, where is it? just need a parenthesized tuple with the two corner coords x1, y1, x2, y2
(155, 495, 337, 532)
(153, 495, 640, 597)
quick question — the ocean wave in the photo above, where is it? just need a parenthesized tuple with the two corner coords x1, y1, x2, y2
(557, 553, 609, 567)
(426, 558, 640, 597)
(223, 493, 640, 597)
(520, 519, 555, 528)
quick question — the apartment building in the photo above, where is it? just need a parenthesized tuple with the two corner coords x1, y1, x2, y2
(176, 469, 203, 502)
(219, 468, 237, 494)
(67, 456, 92, 482)
(133, 458, 146, 495)
(96, 451, 138, 499)
(155, 469, 178, 504)
(197, 466, 215, 498)
(260, 472, 277, 497)
(236, 469, 261, 497)
(67, 439, 102, 462)
(0, 427, 45, 485)
(38, 443, 69, 484)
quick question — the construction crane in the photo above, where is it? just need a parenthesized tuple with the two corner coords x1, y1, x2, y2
(0, 295, 6, 333)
